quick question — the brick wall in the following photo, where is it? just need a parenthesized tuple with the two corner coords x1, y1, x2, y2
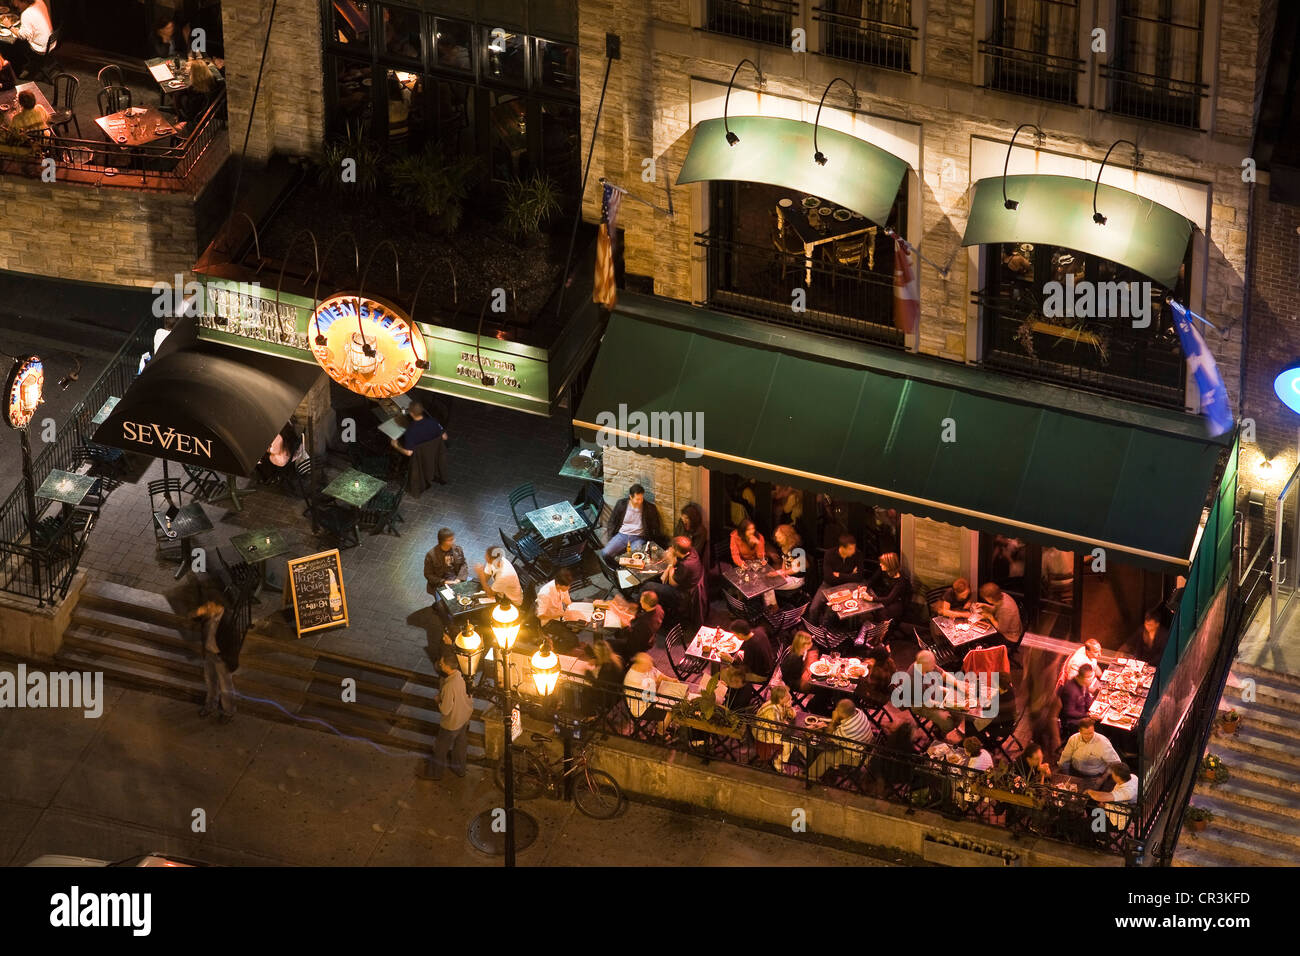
(601, 446, 705, 534)
(222, 0, 326, 162)
(0, 177, 198, 287)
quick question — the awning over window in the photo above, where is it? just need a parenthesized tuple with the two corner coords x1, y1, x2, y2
(962, 174, 1195, 290)
(573, 296, 1228, 571)
(676, 116, 910, 226)
(92, 318, 323, 477)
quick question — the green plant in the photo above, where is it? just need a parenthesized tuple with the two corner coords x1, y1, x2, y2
(909, 786, 933, 807)
(387, 147, 482, 234)
(1199, 754, 1230, 784)
(502, 172, 562, 240)
(1185, 806, 1214, 823)
(669, 673, 741, 732)
(317, 120, 383, 198)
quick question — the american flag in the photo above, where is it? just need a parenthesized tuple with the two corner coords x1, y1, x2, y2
(891, 232, 919, 335)
(593, 182, 622, 310)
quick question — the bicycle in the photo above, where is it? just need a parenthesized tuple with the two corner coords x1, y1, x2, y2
(493, 731, 625, 819)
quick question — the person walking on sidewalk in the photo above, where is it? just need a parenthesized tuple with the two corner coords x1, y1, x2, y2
(426, 653, 473, 779)
(192, 598, 237, 723)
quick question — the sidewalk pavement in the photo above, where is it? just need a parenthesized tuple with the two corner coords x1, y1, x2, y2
(0, 668, 889, 867)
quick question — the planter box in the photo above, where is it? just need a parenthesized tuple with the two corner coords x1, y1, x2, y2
(672, 714, 745, 739)
(922, 835, 1020, 867)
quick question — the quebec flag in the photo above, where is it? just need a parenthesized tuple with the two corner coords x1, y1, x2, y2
(1169, 300, 1234, 436)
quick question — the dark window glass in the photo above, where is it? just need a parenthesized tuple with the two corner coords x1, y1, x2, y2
(434, 17, 474, 73)
(984, 0, 1081, 103)
(331, 1, 371, 46)
(536, 39, 577, 95)
(330, 56, 374, 127)
(488, 91, 528, 180)
(385, 69, 419, 148)
(425, 77, 476, 156)
(485, 29, 527, 87)
(1108, 0, 1205, 127)
(379, 5, 421, 61)
(540, 100, 580, 192)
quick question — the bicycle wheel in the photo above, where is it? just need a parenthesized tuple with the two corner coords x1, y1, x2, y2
(493, 750, 547, 801)
(572, 768, 623, 819)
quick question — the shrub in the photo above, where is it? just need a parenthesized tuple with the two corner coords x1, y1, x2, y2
(502, 172, 562, 241)
(387, 147, 482, 234)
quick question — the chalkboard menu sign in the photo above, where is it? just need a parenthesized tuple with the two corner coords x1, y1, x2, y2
(284, 549, 349, 637)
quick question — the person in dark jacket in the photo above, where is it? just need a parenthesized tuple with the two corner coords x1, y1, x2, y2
(395, 401, 448, 495)
(720, 618, 775, 685)
(192, 596, 239, 722)
(610, 590, 664, 660)
(867, 552, 911, 622)
(602, 483, 664, 557)
(1057, 664, 1095, 738)
(808, 534, 867, 624)
(674, 502, 707, 559)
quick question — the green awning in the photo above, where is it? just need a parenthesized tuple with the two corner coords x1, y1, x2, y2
(574, 296, 1228, 570)
(676, 116, 909, 226)
(962, 174, 1194, 289)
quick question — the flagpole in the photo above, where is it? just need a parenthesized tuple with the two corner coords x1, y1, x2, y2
(598, 177, 658, 211)
(884, 228, 950, 278)
(1165, 296, 1226, 335)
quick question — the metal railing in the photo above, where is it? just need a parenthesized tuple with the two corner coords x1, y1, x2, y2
(813, 3, 916, 73)
(1101, 65, 1204, 129)
(0, 88, 228, 190)
(974, 290, 1186, 410)
(0, 318, 154, 603)
(979, 41, 1083, 104)
(504, 680, 1137, 858)
(696, 231, 905, 349)
(702, 0, 799, 47)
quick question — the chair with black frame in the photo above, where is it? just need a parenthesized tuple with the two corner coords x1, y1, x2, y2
(312, 497, 361, 550)
(358, 481, 405, 537)
(27, 24, 62, 86)
(97, 84, 130, 117)
(663, 623, 706, 683)
(546, 536, 592, 591)
(213, 546, 257, 604)
(514, 530, 553, 579)
(763, 600, 810, 650)
(597, 548, 635, 600)
(924, 585, 947, 615)
(722, 585, 754, 622)
(69, 447, 120, 509)
(147, 478, 184, 557)
(572, 481, 603, 528)
(857, 617, 893, 650)
(47, 72, 78, 138)
(508, 482, 540, 530)
(180, 463, 224, 503)
(79, 440, 126, 478)
(801, 618, 842, 653)
(294, 458, 331, 529)
(97, 65, 125, 90)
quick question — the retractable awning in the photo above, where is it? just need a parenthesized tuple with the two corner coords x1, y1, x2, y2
(92, 317, 322, 477)
(574, 296, 1229, 571)
(676, 116, 910, 226)
(962, 174, 1194, 290)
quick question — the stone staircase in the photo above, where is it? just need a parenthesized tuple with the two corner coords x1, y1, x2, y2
(1174, 661, 1300, 866)
(55, 580, 489, 759)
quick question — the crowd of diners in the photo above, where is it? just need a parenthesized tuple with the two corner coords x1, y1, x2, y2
(417, 482, 1146, 834)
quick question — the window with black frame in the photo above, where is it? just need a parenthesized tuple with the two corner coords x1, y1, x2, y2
(982, 0, 1083, 104)
(703, 0, 798, 47)
(1104, 0, 1206, 128)
(700, 179, 908, 348)
(320, 5, 581, 199)
(977, 239, 1190, 408)
(817, 0, 915, 73)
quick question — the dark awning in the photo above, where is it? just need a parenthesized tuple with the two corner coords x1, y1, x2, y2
(961, 174, 1194, 290)
(676, 116, 910, 226)
(92, 317, 322, 477)
(574, 296, 1229, 571)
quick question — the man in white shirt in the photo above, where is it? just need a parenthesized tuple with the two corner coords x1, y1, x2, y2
(1064, 639, 1103, 691)
(11, 0, 52, 77)
(476, 546, 523, 605)
(1086, 761, 1139, 830)
(1058, 718, 1121, 780)
(623, 652, 667, 724)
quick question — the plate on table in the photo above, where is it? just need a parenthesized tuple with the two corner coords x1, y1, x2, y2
(632, 551, 645, 562)
(810, 660, 832, 677)
(804, 716, 830, 729)
(845, 664, 866, 679)
(841, 599, 859, 612)
(801, 196, 820, 208)
(818, 207, 833, 217)
(0, 28, 11, 38)
(833, 209, 851, 221)
(778, 197, 793, 208)
(591, 609, 606, 624)
(457, 596, 472, 606)
(955, 622, 970, 631)
(165, 79, 187, 90)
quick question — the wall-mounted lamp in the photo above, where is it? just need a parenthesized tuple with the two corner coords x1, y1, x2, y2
(1001, 123, 1044, 211)
(1093, 139, 1141, 225)
(723, 58, 765, 147)
(811, 77, 859, 166)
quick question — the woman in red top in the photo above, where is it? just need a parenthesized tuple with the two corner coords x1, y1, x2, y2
(729, 518, 767, 567)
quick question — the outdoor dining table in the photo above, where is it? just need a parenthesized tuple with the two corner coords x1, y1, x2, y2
(0, 82, 53, 117)
(806, 652, 871, 695)
(685, 625, 743, 666)
(96, 107, 180, 149)
(146, 55, 223, 94)
(152, 501, 212, 580)
(231, 528, 290, 598)
(36, 469, 95, 517)
(722, 560, 789, 599)
(558, 447, 602, 482)
(820, 583, 882, 621)
(778, 195, 875, 284)
(89, 396, 120, 426)
(524, 500, 586, 540)
(932, 614, 998, 649)
(323, 468, 384, 508)
(439, 578, 494, 623)
(618, 546, 669, 580)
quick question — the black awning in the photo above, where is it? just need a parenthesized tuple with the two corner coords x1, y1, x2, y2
(92, 318, 323, 477)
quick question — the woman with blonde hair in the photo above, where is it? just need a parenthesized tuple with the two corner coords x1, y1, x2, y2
(867, 551, 911, 622)
(779, 630, 817, 695)
(771, 523, 807, 593)
(755, 685, 796, 769)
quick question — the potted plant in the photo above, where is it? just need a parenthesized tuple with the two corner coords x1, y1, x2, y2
(1217, 709, 1241, 735)
(317, 120, 383, 199)
(1185, 806, 1214, 832)
(387, 146, 482, 234)
(668, 674, 744, 738)
(1198, 754, 1230, 785)
(502, 171, 562, 246)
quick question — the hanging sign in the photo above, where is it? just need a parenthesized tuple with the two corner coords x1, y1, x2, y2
(5, 355, 43, 430)
(309, 293, 428, 399)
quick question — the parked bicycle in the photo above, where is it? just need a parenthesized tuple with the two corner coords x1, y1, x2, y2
(494, 731, 624, 819)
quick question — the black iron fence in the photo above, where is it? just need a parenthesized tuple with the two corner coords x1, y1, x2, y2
(0, 318, 154, 604)
(979, 40, 1083, 104)
(1101, 65, 1205, 129)
(501, 680, 1138, 859)
(703, 0, 799, 46)
(813, 2, 915, 72)
(696, 231, 905, 349)
(0, 88, 228, 190)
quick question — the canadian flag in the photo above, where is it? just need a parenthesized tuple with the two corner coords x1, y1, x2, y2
(892, 233, 919, 335)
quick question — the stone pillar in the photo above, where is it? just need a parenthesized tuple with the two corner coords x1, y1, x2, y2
(601, 447, 706, 535)
(293, 372, 333, 458)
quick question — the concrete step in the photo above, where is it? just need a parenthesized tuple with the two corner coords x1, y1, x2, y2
(1215, 696, 1300, 738)
(77, 581, 193, 631)
(70, 606, 193, 653)
(1207, 747, 1300, 794)
(1188, 790, 1300, 849)
(1233, 660, 1300, 692)
(1224, 678, 1300, 718)
(1194, 775, 1300, 817)
(1212, 724, 1300, 769)
(1175, 819, 1300, 866)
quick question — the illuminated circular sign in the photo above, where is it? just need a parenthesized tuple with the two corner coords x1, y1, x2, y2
(5, 355, 43, 430)
(309, 293, 428, 399)
(1275, 363, 1300, 416)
